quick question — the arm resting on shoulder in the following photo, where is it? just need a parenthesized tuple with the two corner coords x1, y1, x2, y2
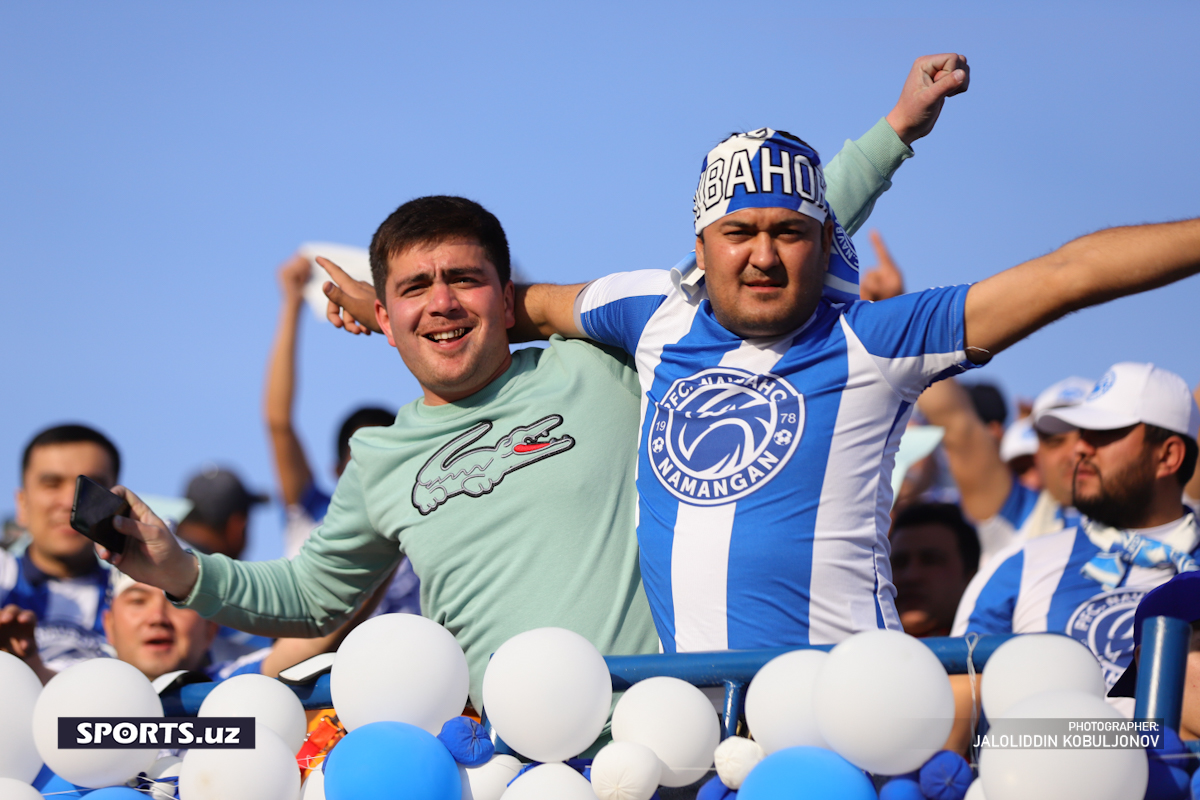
(917, 378, 1013, 522)
(509, 282, 586, 342)
(965, 219, 1200, 360)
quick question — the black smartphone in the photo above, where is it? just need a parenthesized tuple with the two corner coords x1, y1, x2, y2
(70, 475, 129, 555)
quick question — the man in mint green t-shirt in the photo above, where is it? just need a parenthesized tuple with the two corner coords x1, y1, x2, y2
(101, 56, 961, 715)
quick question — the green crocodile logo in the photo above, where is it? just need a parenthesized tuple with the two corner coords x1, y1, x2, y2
(411, 415, 575, 515)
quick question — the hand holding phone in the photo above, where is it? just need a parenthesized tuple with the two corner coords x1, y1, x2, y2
(71, 475, 130, 555)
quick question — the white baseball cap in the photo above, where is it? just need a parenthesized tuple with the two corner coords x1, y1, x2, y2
(1041, 363, 1199, 439)
(108, 566, 140, 601)
(999, 417, 1038, 463)
(1031, 376, 1094, 434)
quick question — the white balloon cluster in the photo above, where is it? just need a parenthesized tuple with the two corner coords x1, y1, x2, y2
(481, 628, 724, 800)
(742, 629, 956, 779)
(975, 635, 1145, 800)
(0, 618, 1148, 800)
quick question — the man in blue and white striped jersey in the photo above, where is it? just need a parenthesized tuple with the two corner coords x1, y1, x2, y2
(953, 363, 1200, 710)
(0, 424, 121, 681)
(519, 137, 1200, 655)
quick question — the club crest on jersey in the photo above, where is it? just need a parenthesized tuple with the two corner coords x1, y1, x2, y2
(648, 367, 804, 506)
(1065, 588, 1145, 687)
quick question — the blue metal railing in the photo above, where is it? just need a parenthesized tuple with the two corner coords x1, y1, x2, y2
(158, 624, 1197, 752)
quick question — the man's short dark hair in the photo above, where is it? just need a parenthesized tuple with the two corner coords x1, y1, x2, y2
(337, 406, 395, 465)
(368, 196, 511, 301)
(1144, 424, 1199, 488)
(21, 424, 121, 482)
(965, 383, 1008, 427)
(892, 502, 980, 575)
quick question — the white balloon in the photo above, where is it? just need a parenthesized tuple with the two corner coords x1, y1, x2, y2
(32, 658, 162, 788)
(611, 676, 720, 788)
(980, 690, 1147, 800)
(0, 777, 42, 800)
(501, 763, 595, 800)
(0, 652, 43, 783)
(198, 673, 307, 754)
(482, 627, 611, 762)
(591, 741, 663, 800)
(299, 765, 326, 800)
(813, 630, 954, 775)
(460, 755, 523, 800)
(713, 736, 765, 790)
(179, 723, 301, 800)
(965, 777, 987, 800)
(744, 649, 829, 752)
(981, 634, 1105, 719)
(146, 755, 183, 800)
(331, 613, 469, 734)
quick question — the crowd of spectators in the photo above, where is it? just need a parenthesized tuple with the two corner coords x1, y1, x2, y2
(3, 55, 1200, 798)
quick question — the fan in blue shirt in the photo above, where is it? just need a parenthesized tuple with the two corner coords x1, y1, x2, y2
(0, 424, 123, 681)
(954, 363, 1200, 709)
(516, 105, 1200, 654)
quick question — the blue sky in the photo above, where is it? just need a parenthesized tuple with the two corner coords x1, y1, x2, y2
(3, 2, 1198, 560)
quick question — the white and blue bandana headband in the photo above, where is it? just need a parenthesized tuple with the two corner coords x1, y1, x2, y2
(683, 127, 860, 304)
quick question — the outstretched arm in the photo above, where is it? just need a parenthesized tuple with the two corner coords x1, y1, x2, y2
(265, 254, 317, 507)
(510, 283, 586, 342)
(964, 219, 1200, 361)
(884, 53, 969, 147)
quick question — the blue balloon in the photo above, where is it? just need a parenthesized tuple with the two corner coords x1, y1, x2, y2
(738, 746, 877, 800)
(84, 789, 147, 799)
(879, 777, 923, 800)
(918, 751, 973, 800)
(696, 774, 737, 800)
(324, 721, 460, 800)
(32, 765, 89, 799)
(437, 715, 495, 767)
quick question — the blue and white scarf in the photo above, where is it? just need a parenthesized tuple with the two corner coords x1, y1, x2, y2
(1081, 513, 1200, 591)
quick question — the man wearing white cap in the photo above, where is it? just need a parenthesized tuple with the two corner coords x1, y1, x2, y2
(953, 363, 1200, 708)
(920, 376, 1093, 567)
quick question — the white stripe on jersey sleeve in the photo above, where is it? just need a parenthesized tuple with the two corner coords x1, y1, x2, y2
(671, 502, 736, 651)
(573, 269, 674, 331)
(1010, 529, 1078, 634)
(808, 321, 910, 643)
